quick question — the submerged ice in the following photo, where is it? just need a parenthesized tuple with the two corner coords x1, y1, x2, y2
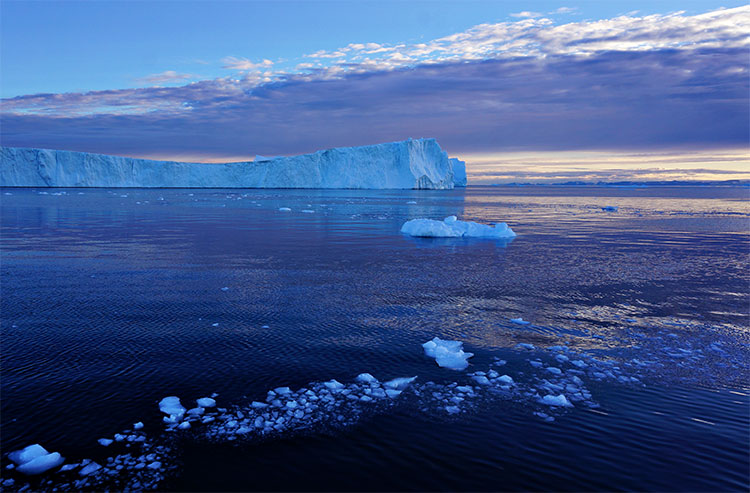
(401, 216, 516, 239)
(1, 138, 463, 189)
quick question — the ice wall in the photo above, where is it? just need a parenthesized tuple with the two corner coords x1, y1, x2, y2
(0, 138, 465, 189)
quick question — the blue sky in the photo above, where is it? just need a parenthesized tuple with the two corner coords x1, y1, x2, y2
(1, 1, 748, 181)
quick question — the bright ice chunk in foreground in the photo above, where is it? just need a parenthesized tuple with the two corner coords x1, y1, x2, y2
(278, 207, 291, 212)
(401, 216, 516, 239)
(8, 444, 49, 465)
(159, 396, 186, 418)
(384, 376, 417, 390)
(355, 373, 378, 384)
(540, 394, 573, 407)
(197, 397, 216, 408)
(15, 453, 64, 475)
(510, 318, 530, 325)
(422, 337, 473, 370)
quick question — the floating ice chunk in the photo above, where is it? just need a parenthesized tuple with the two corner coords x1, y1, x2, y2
(401, 216, 516, 239)
(324, 380, 345, 391)
(251, 401, 268, 409)
(510, 318, 530, 325)
(79, 462, 101, 476)
(407, 201, 417, 204)
(385, 389, 403, 398)
(355, 373, 379, 384)
(516, 343, 535, 350)
(59, 463, 79, 472)
(422, 337, 474, 370)
(601, 206, 618, 212)
(301, 210, 315, 213)
(279, 207, 291, 212)
(212, 323, 219, 327)
(159, 396, 186, 418)
(187, 407, 204, 416)
(472, 375, 491, 385)
(16, 452, 65, 475)
(555, 354, 569, 363)
(8, 444, 49, 465)
(497, 375, 514, 384)
(546, 367, 562, 375)
(445, 406, 461, 414)
(540, 394, 573, 407)
(197, 397, 216, 408)
(571, 360, 587, 368)
(133, 422, 144, 430)
(384, 376, 417, 390)
(97, 439, 113, 447)
(147, 461, 162, 470)
(274, 387, 292, 395)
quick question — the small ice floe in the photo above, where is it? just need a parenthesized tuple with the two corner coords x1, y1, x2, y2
(97, 439, 113, 447)
(406, 201, 417, 204)
(197, 397, 216, 408)
(401, 216, 516, 239)
(540, 394, 573, 407)
(159, 396, 186, 422)
(355, 373, 379, 384)
(301, 210, 315, 213)
(601, 206, 618, 212)
(133, 422, 144, 430)
(422, 337, 474, 370)
(278, 207, 291, 212)
(510, 318, 530, 325)
(8, 444, 65, 475)
(384, 376, 417, 390)
(516, 343, 535, 350)
(220, 287, 229, 291)
(211, 323, 220, 327)
(79, 462, 101, 476)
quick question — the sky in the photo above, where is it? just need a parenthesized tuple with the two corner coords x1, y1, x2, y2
(1, 0, 748, 183)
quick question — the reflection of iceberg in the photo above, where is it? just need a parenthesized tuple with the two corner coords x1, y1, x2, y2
(401, 216, 516, 239)
(1, 138, 464, 189)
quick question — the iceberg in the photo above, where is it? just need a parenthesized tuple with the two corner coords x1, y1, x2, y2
(1, 138, 464, 189)
(401, 216, 516, 239)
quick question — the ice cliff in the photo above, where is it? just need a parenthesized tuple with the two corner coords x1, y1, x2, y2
(0, 138, 465, 189)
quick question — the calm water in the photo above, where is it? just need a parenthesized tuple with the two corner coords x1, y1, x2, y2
(1, 186, 748, 491)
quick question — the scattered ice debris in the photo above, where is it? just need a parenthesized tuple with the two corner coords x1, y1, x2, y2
(278, 207, 291, 212)
(97, 438, 113, 447)
(601, 206, 619, 212)
(79, 462, 101, 476)
(422, 337, 474, 370)
(510, 318, 530, 325)
(133, 422, 144, 430)
(384, 376, 418, 390)
(159, 396, 186, 422)
(401, 216, 516, 239)
(8, 445, 65, 475)
(355, 373, 378, 384)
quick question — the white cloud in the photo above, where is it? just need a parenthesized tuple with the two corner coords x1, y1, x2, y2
(510, 11, 543, 18)
(136, 70, 195, 84)
(221, 57, 274, 71)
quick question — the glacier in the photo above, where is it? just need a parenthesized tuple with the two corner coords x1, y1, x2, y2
(0, 138, 464, 189)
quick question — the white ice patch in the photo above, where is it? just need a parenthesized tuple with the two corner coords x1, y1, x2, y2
(197, 397, 216, 408)
(510, 318, 530, 325)
(15, 453, 64, 475)
(158, 396, 186, 420)
(422, 337, 474, 370)
(401, 216, 516, 239)
(540, 394, 573, 407)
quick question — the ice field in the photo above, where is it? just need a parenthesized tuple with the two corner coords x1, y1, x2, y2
(1, 185, 748, 491)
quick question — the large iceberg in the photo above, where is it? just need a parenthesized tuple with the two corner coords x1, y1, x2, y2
(0, 138, 464, 189)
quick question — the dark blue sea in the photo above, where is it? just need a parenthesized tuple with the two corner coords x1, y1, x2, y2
(1, 186, 748, 491)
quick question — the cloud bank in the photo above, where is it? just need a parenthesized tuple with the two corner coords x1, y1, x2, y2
(1, 7, 747, 160)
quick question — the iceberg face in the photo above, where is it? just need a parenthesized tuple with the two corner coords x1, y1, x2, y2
(0, 138, 465, 189)
(401, 216, 517, 239)
(450, 158, 467, 187)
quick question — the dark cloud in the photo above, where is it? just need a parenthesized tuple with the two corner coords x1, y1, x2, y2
(1, 47, 747, 159)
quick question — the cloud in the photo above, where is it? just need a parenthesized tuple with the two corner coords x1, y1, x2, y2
(221, 57, 274, 71)
(551, 7, 577, 15)
(1, 7, 748, 160)
(136, 70, 195, 85)
(510, 11, 543, 19)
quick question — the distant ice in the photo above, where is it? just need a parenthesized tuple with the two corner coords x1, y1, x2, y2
(422, 337, 474, 370)
(401, 216, 516, 239)
(510, 318, 530, 325)
(601, 206, 619, 212)
(278, 207, 291, 212)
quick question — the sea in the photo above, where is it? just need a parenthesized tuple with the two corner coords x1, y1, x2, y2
(1, 185, 748, 491)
